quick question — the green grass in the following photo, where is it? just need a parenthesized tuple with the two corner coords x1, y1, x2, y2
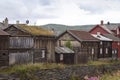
(1, 60, 120, 74)
(0, 63, 66, 74)
(0, 61, 120, 80)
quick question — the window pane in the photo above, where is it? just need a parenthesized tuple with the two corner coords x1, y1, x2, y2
(42, 50, 45, 58)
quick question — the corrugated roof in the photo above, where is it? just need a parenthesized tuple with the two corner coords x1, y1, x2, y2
(68, 30, 99, 42)
(103, 34, 120, 41)
(0, 29, 9, 36)
(92, 34, 112, 41)
(55, 47, 74, 54)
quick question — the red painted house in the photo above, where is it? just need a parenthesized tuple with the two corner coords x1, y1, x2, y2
(89, 20, 120, 58)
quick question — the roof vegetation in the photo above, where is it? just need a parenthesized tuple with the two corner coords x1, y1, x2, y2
(18, 25, 54, 36)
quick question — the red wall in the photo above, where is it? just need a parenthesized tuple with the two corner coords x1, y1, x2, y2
(89, 25, 110, 34)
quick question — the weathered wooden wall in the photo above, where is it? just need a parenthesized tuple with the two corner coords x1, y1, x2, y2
(0, 36, 9, 66)
(0, 36, 9, 50)
(34, 37, 55, 62)
(10, 37, 33, 48)
(9, 50, 33, 65)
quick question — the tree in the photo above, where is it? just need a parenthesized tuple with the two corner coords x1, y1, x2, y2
(65, 40, 72, 49)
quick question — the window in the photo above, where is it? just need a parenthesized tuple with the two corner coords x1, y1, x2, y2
(118, 42, 120, 45)
(60, 54, 63, 61)
(92, 48, 94, 55)
(112, 50, 114, 54)
(106, 48, 108, 54)
(100, 42, 102, 45)
(115, 50, 117, 54)
(41, 50, 45, 58)
(100, 48, 102, 54)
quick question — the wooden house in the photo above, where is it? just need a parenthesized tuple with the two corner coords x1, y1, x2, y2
(103, 34, 120, 59)
(4, 24, 55, 65)
(0, 29, 10, 66)
(92, 34, 112, 58)
(56, 30, 99, 63)
(89, 20, 120, 58)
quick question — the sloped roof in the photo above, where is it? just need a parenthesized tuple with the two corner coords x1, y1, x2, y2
(100, 25, 114, 34)
(6, 24, 54, 36)
(103, 34, 120, 41)
(89, 24, 114, 34)
(0, 29, 9, 36)
(105, 24, 120, 30)
(55, 47, 74, 54)
(92, 34, 112, 41)
(18, 25, 54, 36)
(68, 30, 99, 42)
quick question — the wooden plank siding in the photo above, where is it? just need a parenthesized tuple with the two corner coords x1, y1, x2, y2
(0, 36, 9, 50)
(10, 37, 33, 49)
(9, 50, 33, 65)
(0, 36, 9, 66)
(34, 37, 55, 62)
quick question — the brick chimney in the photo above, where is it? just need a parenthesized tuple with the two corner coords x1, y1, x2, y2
(100, 20, 104, 25)
(4, 17, 8, 27)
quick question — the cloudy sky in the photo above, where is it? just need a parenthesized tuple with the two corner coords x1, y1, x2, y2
(0, 0, 120, 25)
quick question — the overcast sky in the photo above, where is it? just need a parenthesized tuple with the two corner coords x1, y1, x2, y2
(0, 0, 120, 25)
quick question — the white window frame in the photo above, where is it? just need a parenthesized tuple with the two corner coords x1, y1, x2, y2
(41, 50, 45, 58)
(100, 48, 102, 54)
(106, 48, 108, 54)
(92, 48, 94, 55)
(100, 42, 103, 45)
(60, 54, 63, 61)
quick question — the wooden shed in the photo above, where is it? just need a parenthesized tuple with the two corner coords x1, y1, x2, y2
(0, 29, 10, 66)
(56, 30, 99, 63)
(4, 24, 55, 65)
(55, 47, 74, 64)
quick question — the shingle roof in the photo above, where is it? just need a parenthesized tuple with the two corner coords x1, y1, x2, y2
(0, 29, 9, 36)
(103, 34, 120, 41)
(68, 30, 99, 42)
(55, 47, 74, 54)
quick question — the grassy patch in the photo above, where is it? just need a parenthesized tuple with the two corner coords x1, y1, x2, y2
(0, 63, 66, 74)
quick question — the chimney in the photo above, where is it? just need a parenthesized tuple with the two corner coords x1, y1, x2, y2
(107, 21, 110, 25)
(117, 26, 120, 35)
(100, 20, 104, 25)
(16, 20, 19, 24)
(4, 17, 8, 27)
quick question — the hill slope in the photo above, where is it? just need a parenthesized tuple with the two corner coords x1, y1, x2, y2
(40, 24, 95, 35)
